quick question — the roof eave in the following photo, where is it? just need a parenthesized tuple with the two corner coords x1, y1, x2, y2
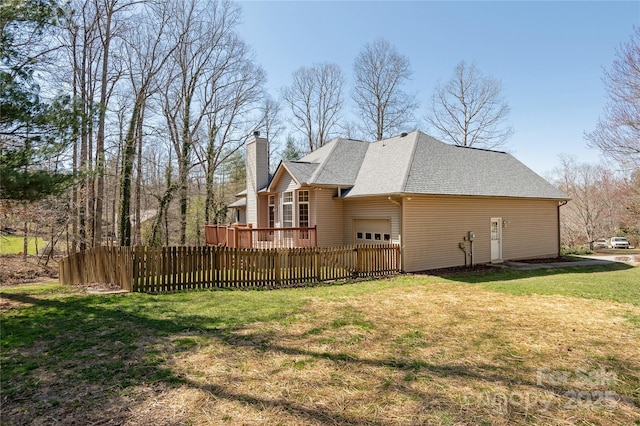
(344, 191, 570, 200)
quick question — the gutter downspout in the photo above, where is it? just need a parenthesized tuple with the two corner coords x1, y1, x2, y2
(388, 196, 403, 272)
(558, 200, 568, 255)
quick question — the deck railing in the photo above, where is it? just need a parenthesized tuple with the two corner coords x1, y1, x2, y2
(205, 224, 317, 249)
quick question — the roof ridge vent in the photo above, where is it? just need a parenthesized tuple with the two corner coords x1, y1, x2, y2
(453, 145, 507, 154)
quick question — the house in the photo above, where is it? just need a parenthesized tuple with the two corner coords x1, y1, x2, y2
(228, 130, 569, 272)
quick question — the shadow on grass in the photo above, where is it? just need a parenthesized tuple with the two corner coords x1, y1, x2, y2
(1, 287, 639, 425)
(428, 261, 634, 284)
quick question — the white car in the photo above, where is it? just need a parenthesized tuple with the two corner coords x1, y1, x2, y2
(608, 237, 630, 249)
(593, 238, 608, 249)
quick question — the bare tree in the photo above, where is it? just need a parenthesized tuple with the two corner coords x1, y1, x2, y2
(62, 0, 135, 249)
(281, 62, 344, 152)
(194, 42, 266, 225)
(586, 27, 640, 167)
(553, 155, 617, 247)
(619, 170, 640, 246)
(118, 0, 174, 246)
(161, 0, 259, 244)
(256, 94, 284, 170)
(63, 0, 102, 251)
(92, 0, 135, 247)
(427, 61, 513, 149)
(352, 38, 417, 141)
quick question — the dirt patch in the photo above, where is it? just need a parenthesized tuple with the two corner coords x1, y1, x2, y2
(75, 282, 128, 294)
(411, 264, 496, 277)
(511, 256, 580, 264)
(410, 257, 580, 277)
(0, 255, 58, 286)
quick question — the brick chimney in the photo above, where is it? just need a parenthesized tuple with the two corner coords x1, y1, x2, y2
(245, 131, 269, 226)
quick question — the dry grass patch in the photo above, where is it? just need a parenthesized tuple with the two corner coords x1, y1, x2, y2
(122, 283, 640, 425)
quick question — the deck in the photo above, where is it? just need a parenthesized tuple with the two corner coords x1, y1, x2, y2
(205, 225, 317, 249)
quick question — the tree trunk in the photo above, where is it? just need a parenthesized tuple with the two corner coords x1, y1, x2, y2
(148, 184, 176, 246)
(22, 219, 28, 260)
(134, 107, 144, 245)
(78, 120, 87, 251)
(118, 101, 141, 246)
(178, 100, 191, 245)
(71, 56, 79, 254)
(204, 125, 218, 224)
(93, 7, 114, 248)
(87, 119, 94, 247)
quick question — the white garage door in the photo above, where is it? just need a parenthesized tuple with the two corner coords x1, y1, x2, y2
(354, 219, 391, 245)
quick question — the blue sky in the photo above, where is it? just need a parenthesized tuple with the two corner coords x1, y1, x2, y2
(237, 1, 639, 176)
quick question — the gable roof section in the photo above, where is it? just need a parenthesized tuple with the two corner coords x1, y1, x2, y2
(269, 138, 369, 189)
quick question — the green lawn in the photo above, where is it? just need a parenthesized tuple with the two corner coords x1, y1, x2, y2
(0, 236, 46, 255)
(441, 262, 640, 305)
(2, 264, 639, 425)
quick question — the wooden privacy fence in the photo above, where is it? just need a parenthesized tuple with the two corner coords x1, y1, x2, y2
(58, 246, 135, 291)
(59, 244, 400, 293)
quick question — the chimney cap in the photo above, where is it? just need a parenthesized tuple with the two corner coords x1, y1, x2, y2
(253, 130, 260, 137)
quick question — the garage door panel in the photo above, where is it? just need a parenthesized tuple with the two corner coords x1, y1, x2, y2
(354, 219, 391, 244)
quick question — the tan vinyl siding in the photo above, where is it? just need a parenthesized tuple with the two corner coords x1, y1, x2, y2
(274, 172, 298, 194)
(313, 188, 343, 247)
(245, 138, 269, 226)
(403, 196, 559, 272)
(246, 145, 257, 225)
(343, 197, 401, 245)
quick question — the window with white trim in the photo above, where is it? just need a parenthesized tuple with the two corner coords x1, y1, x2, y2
(282, 191, 293, 228)
(298, 190, 309, 228)
(268, 195, 276, 228)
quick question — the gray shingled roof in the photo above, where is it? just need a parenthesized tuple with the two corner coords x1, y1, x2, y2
(284, 138, 370, 186)
(283, 161, 319, 184)
(275, 131, 568, 200)
(348, 134, 416, 196)
(310, 138, 369, 185)
(228, 197, 246, 208)
(401, 133, 568, 199)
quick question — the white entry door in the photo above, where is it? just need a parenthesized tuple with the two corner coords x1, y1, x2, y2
(490, 218, 502, 262)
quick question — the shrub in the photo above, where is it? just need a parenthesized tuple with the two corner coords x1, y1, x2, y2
(560, 246, 593, 256)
